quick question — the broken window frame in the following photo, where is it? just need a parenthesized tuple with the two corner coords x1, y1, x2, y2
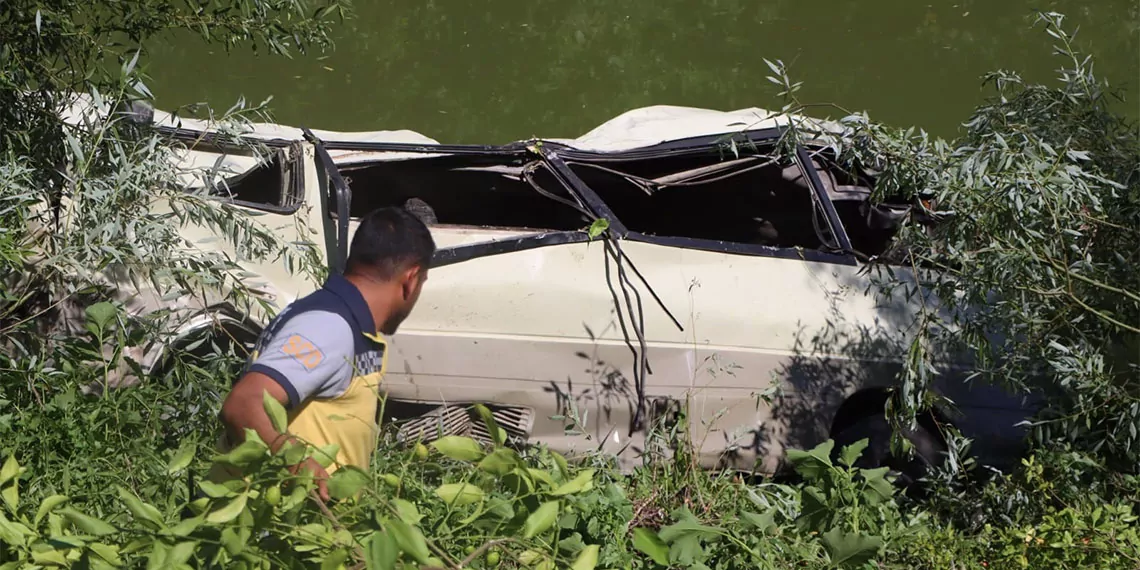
(157, 125, 306, 215)
(305, 126, 860, 273)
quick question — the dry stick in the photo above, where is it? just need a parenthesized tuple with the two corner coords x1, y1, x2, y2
(308, 491, 367, 563)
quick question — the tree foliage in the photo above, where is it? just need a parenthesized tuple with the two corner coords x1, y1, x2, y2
(806, 12, 1139, 470)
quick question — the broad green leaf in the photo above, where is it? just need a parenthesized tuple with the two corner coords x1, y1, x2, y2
(502, 469, 535, 496)
(519, 550, 546, 566)
(0, 483, 16, 511)
(0, 455, 19, 487)
(165, 516, 204, 537)
(821, 527, 884, 568)
(473, 403, 507, 446)
(740, 510, 777, 534)
(391, 499, 422, 525)
(328, 466, 370, 500)
(262, 389, 289, 434)
(61, 508, 116, 536)
(859, 467, 895, 504)
(430, 436, 485, 462)
(366, 530, 397, 570)
(146, 541, 168, 570)
(166, 443, 195, 474)
(85, 302, 118, 335)
(35, 495, 68, 526)
(320, 548, 349, 570)
(167, 541, 197, 566)
(786, 440, 834, 481)
(88, 542, 123, 566)
(386, 518, 430, 564)
(478, 448, 521, 476)
(117, 487, 164, 529)
(587, 218, 609, 240)
(658, 512, 720, 543)
(632, 528, 669, 566)
(206, 492, 248, 524)
(523, 501, 559, 538)
(310, 443, 342, 469)
(795, 487, 831, 533)
(839, 438, 870, 468)
(570, 544, 599, 570)
(215, 434, 268, 468)
(527, 468, 556, 489)
(435, 482, 484, 506)
(221, 526, 249, 556)
(32, 550, 69, 567)
(279, 439, 308, 465)
(551, 469, 595, 496)
(0, 516, 33, 546)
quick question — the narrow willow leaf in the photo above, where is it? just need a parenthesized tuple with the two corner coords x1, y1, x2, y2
(0, 456, 19, 487)
(473, 403, 507, 446)
(61, 508, 117, 536)
(166, 442, 195, 474)
(117, 487, 164, 529)
(35, 495, 68, 526)
(262, 389, 289, 434)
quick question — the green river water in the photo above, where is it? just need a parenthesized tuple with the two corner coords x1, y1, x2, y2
(148, 0, 1138, 143)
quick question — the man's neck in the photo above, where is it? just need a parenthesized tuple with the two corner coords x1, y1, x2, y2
(342, 272, 390, 334)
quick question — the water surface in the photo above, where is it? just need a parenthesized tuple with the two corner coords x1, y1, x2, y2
(148, 0, 1139, 143)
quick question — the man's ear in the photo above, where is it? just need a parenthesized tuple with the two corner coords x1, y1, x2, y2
(399, 266, 421, 300)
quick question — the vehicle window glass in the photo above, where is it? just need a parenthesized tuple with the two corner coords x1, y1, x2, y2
(335, 156, 586, 231)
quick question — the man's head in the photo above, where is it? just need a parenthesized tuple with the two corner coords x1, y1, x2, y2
(344, 207, 436, 335)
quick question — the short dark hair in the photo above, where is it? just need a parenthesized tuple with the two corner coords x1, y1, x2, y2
(345, 207, 436, 279)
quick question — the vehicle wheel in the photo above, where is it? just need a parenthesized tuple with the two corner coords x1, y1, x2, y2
(830, 411, 946, 491)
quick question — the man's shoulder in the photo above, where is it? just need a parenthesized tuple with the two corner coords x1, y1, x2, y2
(269, 308, 355, 347)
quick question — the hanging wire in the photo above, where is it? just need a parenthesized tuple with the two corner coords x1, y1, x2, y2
(521, 160, 593, 217)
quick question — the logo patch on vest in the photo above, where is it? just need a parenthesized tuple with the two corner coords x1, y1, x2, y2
(281, 334, 324, 370)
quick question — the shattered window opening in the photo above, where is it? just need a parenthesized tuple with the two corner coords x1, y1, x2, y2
(334, 156, 589, 231)
(567, 147, 902, 257)
(204, 147, 301, 212)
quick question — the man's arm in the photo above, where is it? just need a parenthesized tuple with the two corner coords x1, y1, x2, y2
(220, 371, 332, 501)
(219, 310, 356, 501)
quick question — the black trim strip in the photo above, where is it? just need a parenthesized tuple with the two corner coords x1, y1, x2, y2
(796, 144, 854, 254)
(625, 232, 858, 266)
(534, 145, 629, 237)
(431, 231, 592, 268)
(321, 140, 530, 156)
(303, 129, 352, 274)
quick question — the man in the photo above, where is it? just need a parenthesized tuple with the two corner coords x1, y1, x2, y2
(218, 206, 435, 500)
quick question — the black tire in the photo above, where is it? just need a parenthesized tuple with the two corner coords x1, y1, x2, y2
(831, 412, 947, 491)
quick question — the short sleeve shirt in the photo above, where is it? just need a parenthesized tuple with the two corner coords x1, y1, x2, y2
(238, 274, 388, 471)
